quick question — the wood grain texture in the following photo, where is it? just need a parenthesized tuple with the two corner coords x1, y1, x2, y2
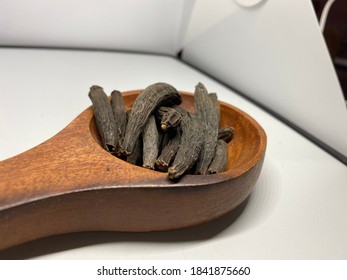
(0, 91, 266, 250)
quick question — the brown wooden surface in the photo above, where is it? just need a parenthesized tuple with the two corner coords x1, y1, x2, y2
(0, 91, 266, 250)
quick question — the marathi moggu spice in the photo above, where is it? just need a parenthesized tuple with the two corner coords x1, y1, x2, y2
(89, 85, 117, 153)
(218, 127, 235, 143)
(208, 92, 220, 126)
(208, 139, 229, 174)
(194, 82, 219, 175)
(156, 128, 181, 172)
(156, 106, 182, 131)
(142, 115, 160, 170)
(111, 90, 127, 156)
(122, 82, 181, 156)
(126, 136, 142, 165)
(89, 82, 235, 181)
(168, 111, 203, 180)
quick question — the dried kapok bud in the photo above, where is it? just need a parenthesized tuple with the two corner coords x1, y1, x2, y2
(209, 92, 220, 126)
(194, 83, 219, 175)
(122, 83, 181, 155)
(168, 111, 203, 180)
(208, 139, 228, 174)
(111, 90, 127, 156)
(127, 136, 143, 165)
(89, 85, 117, 153)
(156, 128, 181, 172)
(156, 106, 182, 131)
(218, 127, 235, 143)
(142, 115, 160, 170)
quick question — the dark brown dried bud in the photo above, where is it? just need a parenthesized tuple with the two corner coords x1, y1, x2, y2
(209, 92, 220, 126)
(218, 127, 235, 143)
(168, 112, 203, 180)
(122, 83, 181, 155)
(127, 136, 142, 165)
(111, 90, 127, 156)
(156, 106, 182, 131)
(89, 85, 117, 153)
(208, 139, 228, 174)
(194, 82, 219, 175)
(156, 128, 181, 172)
(142, 115, 160, 170)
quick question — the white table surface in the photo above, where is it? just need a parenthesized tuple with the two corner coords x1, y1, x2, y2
(0, 48, 346, 259)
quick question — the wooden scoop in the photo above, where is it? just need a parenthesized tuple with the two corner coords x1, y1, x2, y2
(0, 91, 266, 250)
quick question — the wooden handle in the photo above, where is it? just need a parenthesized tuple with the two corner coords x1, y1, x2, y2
(0, 107, 113, 210)
(0, 107, 140, 249)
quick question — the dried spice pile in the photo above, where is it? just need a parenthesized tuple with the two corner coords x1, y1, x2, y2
(89, 82, 234, 181)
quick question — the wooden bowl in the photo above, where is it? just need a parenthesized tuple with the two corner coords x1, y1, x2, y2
(0, 90, 266, 250)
